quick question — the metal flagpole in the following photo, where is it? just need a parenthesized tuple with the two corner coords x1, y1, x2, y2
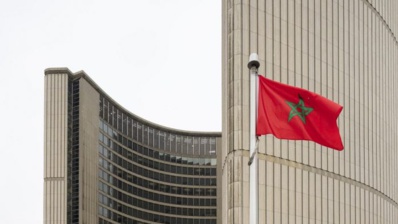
(248, 53, 260, 224)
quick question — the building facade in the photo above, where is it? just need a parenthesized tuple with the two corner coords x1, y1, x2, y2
(44, 68, 221, 224)
(45, 0, 398, 223)
(222, 0, 398, 223)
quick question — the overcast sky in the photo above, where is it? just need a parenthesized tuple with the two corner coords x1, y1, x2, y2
(0, 0, 220, 223)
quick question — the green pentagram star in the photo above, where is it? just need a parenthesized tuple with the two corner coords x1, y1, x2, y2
(286, 98, 313, 123)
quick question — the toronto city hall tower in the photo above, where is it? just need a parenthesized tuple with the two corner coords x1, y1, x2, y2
(44, 0, 398, 223)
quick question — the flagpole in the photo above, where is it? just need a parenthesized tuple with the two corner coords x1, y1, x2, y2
(248, 53, 259, 224)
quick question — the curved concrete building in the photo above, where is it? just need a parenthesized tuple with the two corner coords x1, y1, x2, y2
(222, 0, 398, 223)
(44, 68, 221, 224)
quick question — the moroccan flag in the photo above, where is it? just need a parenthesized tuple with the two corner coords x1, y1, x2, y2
(256, 76, 344, 150)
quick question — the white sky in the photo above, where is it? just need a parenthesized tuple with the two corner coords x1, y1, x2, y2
(0, 0, 221, 223)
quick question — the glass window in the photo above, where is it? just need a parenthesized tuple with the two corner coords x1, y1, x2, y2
(142, 125, 148, 145)
(176, 156, 181, 164)
(122, 114, 127, 135)
(153, 151, 159, 159)
(103, 123, 108, 134)
(164, 154, 170, 162)
(103, 100, 109, 122)
(136, 123, 142, 142)
(170, 155, 176, 163)
(193, 137, 199, 155)
(200, 138, 208, 155)
(131, 120, 136, 140)
(176, 136, 181, 153)
(185, 137, 193, 155)
(209, 138, 216, 155)
(127, 117, 131, 138)
(159, 131, 164, 150)
(153, 129, 159, 148)
(148, 127, 153, 147)
(111, 107, 116, 128)
(108, 126, 113, 137)
(168, 134, 175, 152)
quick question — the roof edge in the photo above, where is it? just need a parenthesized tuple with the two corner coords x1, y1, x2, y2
(44, 67, 221, 137)
(44, 67, 75, 76)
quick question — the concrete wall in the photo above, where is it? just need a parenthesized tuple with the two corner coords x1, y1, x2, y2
(44, 72, 69, 224)
(79, 78, 100, 223)
(222, 0, 398, 223)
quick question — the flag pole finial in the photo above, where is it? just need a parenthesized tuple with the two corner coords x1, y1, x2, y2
(248, 53, 260, 69)
(248, 52, 259, 224)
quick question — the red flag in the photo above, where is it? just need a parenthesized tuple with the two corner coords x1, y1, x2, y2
(256, 76, 344, 150)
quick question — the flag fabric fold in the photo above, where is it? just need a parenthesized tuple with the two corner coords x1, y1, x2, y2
(256, 75, 344, 150)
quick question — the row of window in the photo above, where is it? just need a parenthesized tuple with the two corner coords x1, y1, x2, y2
(99, 172, 216, 205)
(99, 206, 217, 224)
(99, 156, 216, 187)
(99, 163, 217, 197)
(98, 218, 115, 224)
(99, 130, 217, 166)
(99, 194, 217, 220)
(99, 192, 216, 217)
(99, 101, 218, 156)
(99, 143, 216, 176)
(99, 218, 122, 224)
(99, 164, 216, 197)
